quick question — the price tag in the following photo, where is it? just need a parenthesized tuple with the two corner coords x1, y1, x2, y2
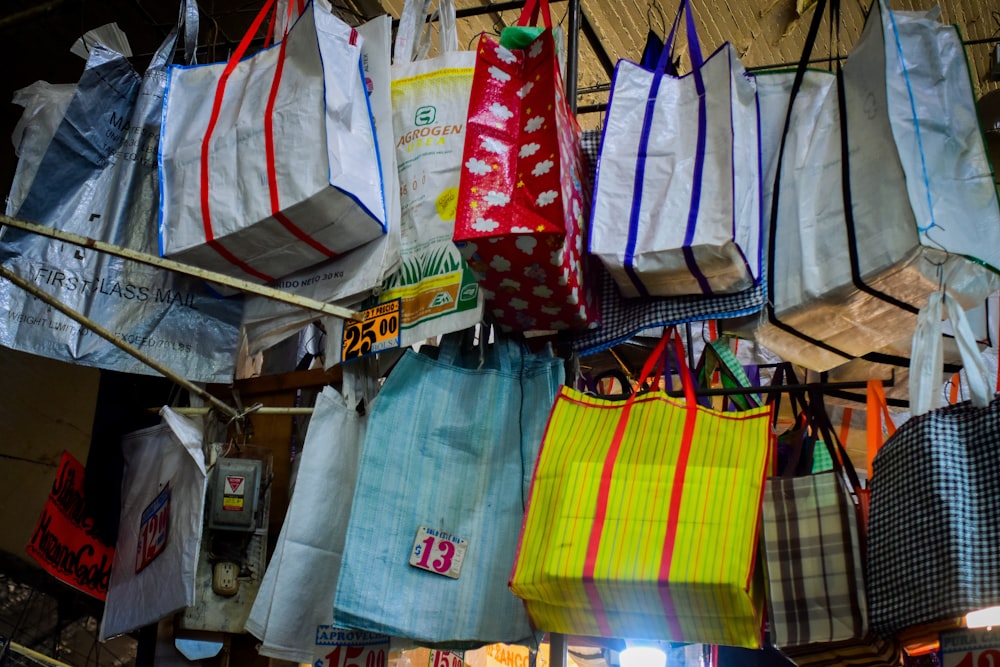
(341, 299, 401, 363)
(136, 484, 170, 573)
(429, 650, 465, 667)
(409, 525, 467, 579)
(942, 629, 1000, 667)
(314, 627, 389, 667)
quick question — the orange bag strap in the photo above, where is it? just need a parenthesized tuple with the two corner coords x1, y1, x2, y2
(839, 407, 852, 451)
(949, 371, 961, 404)
(865, 380, 895, 480)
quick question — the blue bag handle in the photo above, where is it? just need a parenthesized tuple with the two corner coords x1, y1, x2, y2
(621, 0, 713, 297)
(151, 0, 200, 68)
(659, 0, 704, 76)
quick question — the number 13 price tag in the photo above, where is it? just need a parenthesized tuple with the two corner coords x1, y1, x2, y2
(409, 526, 467, 579)
(341, 299, 401, 363)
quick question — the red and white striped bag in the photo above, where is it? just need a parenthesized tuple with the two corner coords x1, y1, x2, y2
(159, 0, 387, 283)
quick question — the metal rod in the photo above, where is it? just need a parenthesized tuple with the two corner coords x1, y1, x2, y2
(455, 0, 566, 20)
(580, 10, 615, 79)
(4, 641, 71, 667)
(662, 379, 889, 399)
(0, 264, 240, 420)
(389, 0, 569, 27)
(0, 215, 363, 322)
(565, 0, 581, 113)
(0, 0, 66, 29)
(549, 634, 568, 667)
(576, 102, 607, 115)
(155, 406, 315, 416)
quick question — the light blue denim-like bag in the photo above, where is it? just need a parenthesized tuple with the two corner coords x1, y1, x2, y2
(333, 333, 563, 646)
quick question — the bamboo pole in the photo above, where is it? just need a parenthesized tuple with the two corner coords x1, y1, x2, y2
(0, 214, 363, 321)
(0, 264, 240, 420)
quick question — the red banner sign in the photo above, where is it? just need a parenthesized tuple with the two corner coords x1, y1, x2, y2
(25, 451, 115, 600)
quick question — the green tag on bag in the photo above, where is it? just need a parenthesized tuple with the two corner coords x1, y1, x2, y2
(499, 26, 544, 49)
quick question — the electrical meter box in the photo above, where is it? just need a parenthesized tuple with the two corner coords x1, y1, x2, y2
(208, 458, 261, 532)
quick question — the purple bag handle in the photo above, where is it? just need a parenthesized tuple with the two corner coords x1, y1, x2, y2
(622, 0, 713, 297)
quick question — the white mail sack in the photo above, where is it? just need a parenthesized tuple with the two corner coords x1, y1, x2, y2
(159, 0, 387, 283)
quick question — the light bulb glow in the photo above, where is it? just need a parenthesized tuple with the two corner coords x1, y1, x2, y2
(620, 646, 667, 667)
(966, 606, 1000, 629)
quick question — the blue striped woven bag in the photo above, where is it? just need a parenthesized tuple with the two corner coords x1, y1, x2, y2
(333, 333, 564, 646)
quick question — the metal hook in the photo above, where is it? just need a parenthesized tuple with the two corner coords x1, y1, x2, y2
(700, 321, 710, 344)
(467, 29, 490, 50)
(921, 226, 952, 292)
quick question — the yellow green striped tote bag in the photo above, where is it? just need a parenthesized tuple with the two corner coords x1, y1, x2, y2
(510, 328, 773, 647)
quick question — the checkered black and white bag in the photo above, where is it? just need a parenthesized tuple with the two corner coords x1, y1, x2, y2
(868, 291, 999, 637)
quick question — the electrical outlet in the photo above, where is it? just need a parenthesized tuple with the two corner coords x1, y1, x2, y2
(212, 561, 239, 597)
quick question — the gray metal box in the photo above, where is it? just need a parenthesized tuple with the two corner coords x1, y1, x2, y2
(207, 458, 261, 532)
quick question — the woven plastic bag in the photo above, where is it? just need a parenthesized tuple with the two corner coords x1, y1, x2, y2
(510, 327, 772, 647)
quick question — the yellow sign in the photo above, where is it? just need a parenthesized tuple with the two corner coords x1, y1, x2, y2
(342, 299, 401, 363)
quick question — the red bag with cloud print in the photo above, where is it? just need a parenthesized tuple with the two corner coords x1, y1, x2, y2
(453, 0, 597, 333)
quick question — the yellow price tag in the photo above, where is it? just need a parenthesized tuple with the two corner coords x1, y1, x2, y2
(342, 299, 401, 363)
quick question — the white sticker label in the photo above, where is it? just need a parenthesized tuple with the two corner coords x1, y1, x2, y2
(430, 650, 464, 667)
(942, 629, 1000, 667)
(408, 525, 467, 579)
(315, 627, 389, 667)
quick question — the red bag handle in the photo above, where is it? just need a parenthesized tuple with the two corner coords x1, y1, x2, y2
(630, 327, 697, 406)
(580, 325, 699, 638)
(517, 0, 553, 29)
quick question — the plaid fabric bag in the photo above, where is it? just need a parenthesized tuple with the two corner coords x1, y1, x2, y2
(761, 389, 900, 666)
(868, 291, 1000, 638)
(565, 131, 764, 356)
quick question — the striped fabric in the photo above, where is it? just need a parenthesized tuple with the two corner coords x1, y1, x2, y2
(510, 383, 773, 648)
(761, 472, 900, 666)
(333, 335, 565, 646)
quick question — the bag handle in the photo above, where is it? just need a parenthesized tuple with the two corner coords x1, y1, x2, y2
(767, 363, 815, 477)
(695, 338, 763, 411)
(630, 327, 697, 407)
(659, 0, 704, 74)
(516, 0, 553, 29)
(909, 290, 991, 416)
(395, 0, 459, 62)
(805, 387, 865, 494)
(767, 362, 808, 429)
(263, 0, 306, 47)
(149, 0, 200, 68)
